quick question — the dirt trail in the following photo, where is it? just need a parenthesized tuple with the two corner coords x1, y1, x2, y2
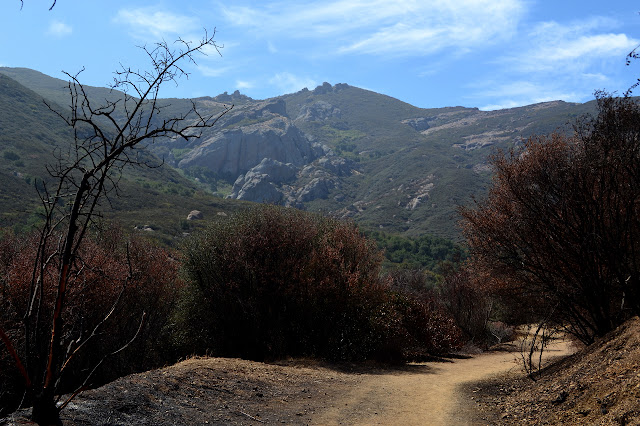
(312, 340, 573, 425)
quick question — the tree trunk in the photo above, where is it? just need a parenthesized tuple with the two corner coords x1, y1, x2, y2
(32, 387, 61, 426)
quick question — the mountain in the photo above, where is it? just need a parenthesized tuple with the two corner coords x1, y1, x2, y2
(0, 67, 598, 240)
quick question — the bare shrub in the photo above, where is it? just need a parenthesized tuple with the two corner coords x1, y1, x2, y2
(438, 267, 493, 346)
(0, 227, 181, 416)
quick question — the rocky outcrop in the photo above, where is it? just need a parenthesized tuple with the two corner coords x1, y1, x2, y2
(311, 82, 350, 95)
(187, 210, 203, 220)
(247, 158, 298, 183)
(402, 117, 436, 132)
(177, 96, 359, 207)
(315, 157, 355, 177)
(228, 158, 297, 203)
(231, 175, 283, 204)
(178, 100, 321, 177)
(296, 177, 335, 202)
(226, 155, 357, 206)
(295, 101, 341, 122)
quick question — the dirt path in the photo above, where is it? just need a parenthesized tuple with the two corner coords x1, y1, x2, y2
(312, 340, 573, 425)
(4, 337, 573, 425)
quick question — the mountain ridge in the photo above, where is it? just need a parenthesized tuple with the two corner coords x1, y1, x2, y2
(0, 67, 598, 239)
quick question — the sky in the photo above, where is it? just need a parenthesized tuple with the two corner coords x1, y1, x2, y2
(1, 1, 639, 110)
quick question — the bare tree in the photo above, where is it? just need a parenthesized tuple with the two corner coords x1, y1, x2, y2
(0, 30, 232, 425)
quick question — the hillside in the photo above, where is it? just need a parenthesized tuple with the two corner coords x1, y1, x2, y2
(278, 84, 596, 238)
(0, 67, 599, 240)
(136, 82, 597, 239)
(0, 71, 247, 243)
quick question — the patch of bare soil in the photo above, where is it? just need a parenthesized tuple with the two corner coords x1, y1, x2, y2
(2, 347, 560, 426)
(470, 316, 640, 425)
(3, 357, 367, 425)
(311, 338, 572, 426)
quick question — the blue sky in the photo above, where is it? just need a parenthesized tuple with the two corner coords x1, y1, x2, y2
(2, 1, 639, 110)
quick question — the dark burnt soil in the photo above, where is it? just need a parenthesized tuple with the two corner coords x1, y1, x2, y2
(2, 357, 363, 425)
(468, 316, 640, 425)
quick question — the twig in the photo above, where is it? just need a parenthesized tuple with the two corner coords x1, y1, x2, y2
(236, 410, 265, 423)
(0, 326, 31, 388)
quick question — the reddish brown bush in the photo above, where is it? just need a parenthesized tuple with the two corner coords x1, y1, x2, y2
(460, 94, 640, 344)
(0, 226, 181, 415)
(385, 269, 463, 358)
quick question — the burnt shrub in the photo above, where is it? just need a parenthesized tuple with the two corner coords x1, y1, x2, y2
(178, 205, 463, 362)
(386, 269, 463, 359)
(460, 94, 640, 344)
(437, 266, 495, 347)
(178, 205, 389, 361)
(0, 226, 181, 415)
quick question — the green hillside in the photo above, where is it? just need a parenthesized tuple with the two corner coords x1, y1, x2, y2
(281, 84, 596, 238)
(0, 71, 246, 243)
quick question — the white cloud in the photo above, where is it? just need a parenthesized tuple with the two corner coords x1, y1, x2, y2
(47, 20, 72, 37)
(476, 80, 583, 110)
(220, 0, 526, 57)
(269, 72, 317, 94)
(480, 100, 525, 111)
(236, 80, 255, 90)
(115, 8, 199, 39)
(581, 72, 608, 82)
(473, 17, 639, 110)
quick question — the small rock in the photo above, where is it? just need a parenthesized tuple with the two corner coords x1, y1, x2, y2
(187, 210, 203, 220)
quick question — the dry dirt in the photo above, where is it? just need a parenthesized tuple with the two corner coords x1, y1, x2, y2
(3, 318, 639, 425)
(471, 316, 640, 425)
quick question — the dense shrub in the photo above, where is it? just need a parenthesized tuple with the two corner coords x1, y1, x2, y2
(0, 226, 181, 415)
(178, 205, 462, 362)
(437, 266, 494, 346)
(386, 269, 463, 358)
(366, 230, 466, 270)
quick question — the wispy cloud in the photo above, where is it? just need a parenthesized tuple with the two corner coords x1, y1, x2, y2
(236, 80, 255, 90)
(512, 21, 638, 73)
(115, 8, 199, 39)
(220, 0, 526, 57)
(47, 20, 72, 37)
(199, 65, 233, 78)
(269, 72, 317, 94)
(473, 17, 638, 110)
(476, 81, 582, 110)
